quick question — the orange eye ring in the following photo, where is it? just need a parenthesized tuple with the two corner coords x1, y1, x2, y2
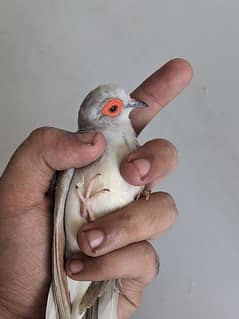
(101, 98, 124, 117)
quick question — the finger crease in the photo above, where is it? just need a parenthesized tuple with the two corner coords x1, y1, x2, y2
(117, 279, 139, 309)
(139, 87, 163, 109)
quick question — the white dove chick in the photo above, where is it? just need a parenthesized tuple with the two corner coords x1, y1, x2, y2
(46, 84, 147, 319)
(65, 84, 147, 254)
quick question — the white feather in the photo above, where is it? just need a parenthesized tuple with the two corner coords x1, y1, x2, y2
(46, 85, 145, 319)
(98, 281, 119, 319)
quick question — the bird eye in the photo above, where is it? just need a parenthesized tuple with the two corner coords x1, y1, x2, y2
(102, 98, 123, 117)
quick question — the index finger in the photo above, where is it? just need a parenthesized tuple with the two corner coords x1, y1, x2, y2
(130, 58, 193, 134)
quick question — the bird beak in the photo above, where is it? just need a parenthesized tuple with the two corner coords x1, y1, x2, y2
(126, 98, 148, 109)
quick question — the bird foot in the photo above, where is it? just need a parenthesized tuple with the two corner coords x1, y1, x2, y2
(136, 189, 151, 201)
(75, 173, 110, 222)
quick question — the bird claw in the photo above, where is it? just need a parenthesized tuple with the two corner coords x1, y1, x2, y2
(136, 189, 151, 201)
(75, 174, 110, 222)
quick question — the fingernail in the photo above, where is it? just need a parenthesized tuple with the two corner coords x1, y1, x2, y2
(131, 158, 151, 179)
(76, 132, 97, 145)
(69, 259, 84, 275)
(84, 229, 105, 249)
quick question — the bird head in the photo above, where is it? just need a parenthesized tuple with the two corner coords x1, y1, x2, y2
(78, 84, 147, 132)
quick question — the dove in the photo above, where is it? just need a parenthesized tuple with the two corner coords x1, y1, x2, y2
(45, 84, 147, 319)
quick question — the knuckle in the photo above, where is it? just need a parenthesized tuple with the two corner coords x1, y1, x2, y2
(148, 138, 177, 154)
(27, 126, 55, 146)
(94, 256, 106, 274)
(160, 139, 178, 166)
(140, 241, 154, 257)
(121, 208, 134, 224)
(29, 126, 53, 140)
(144, 138, 178, 169)
(139, 241, 160, 280)
(163, 192, 177, 212)
(163, 138, 177, 155)
(147, 193, 178, 236)
(28, 127, 65, 154)
(160, 192, 178, 224)
(119, 208, 143, 244)
(26, 127, 65, 168)
(119, 208, 135, 233)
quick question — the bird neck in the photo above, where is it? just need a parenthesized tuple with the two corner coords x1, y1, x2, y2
(99, 121, 136, 146)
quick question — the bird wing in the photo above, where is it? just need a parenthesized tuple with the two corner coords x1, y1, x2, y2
(46, 168, 119, 319)
(46, 168, 74, 319)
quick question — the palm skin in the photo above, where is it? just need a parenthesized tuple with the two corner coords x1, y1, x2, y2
(0, 59, 192, 319)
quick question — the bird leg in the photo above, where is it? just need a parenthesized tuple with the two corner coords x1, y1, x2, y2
(75, 173, 110, 222)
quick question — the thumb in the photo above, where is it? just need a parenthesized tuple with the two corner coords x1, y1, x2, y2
(0, 127, 105, 208)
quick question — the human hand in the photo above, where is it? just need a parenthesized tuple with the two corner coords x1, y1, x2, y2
(0, 58, 192, 319)
(65, 58, 192, 318)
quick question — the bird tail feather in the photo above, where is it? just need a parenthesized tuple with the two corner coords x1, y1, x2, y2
(46, 279, 118, 319)
(97, 280, 119, 319)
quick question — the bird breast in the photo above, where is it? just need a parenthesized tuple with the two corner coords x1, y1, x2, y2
(65, 130, 143, 254)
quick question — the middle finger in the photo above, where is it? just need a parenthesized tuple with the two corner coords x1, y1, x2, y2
(76, 192, 177, 257)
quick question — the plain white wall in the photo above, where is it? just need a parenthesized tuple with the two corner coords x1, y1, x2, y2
(0, 1, 239, 318)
